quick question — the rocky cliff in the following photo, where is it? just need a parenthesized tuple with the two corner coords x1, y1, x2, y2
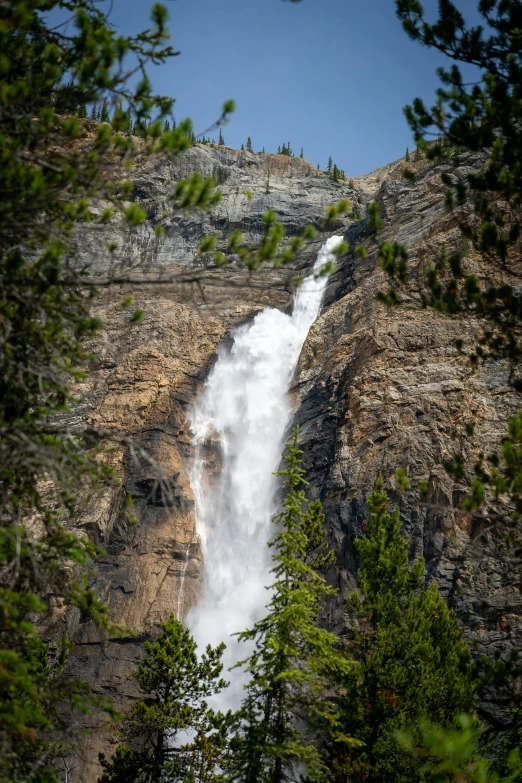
(61, 145, 361, 781)
(62, 144, 521, 780)
(295, 150, 522, 721)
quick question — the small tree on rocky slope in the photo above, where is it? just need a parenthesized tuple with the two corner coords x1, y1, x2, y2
(98, 615, 234, 783)
(326, 479, 477, 783)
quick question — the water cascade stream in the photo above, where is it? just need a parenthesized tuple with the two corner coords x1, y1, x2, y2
(187, 235, 343, 709)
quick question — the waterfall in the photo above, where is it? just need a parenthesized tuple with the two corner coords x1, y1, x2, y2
(187, 235, 343, 709)
(175, 541, 192, 622)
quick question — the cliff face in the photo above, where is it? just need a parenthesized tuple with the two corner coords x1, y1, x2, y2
(294, 152, 522, 714)
(63, 144, 521, 780)
(63, 145, 360, 782)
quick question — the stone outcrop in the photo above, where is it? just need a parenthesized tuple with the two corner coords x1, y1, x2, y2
(64, 143, 521, 780)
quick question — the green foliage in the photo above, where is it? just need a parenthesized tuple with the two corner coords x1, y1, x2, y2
(231, 430, 352, 783)
(328, 479, 477, 783)
(387, 0, 522, 364)
(398, 714, 522, 783)
(246, 136, 253, 152)
(98, 615, 233, 783)
(219, 128, 225, 145)
(496, 709, 522, 779)
(355, 1, 522, 554)
(394, 467, 410, 490)
(100, 99, 110, 123)
(327, 155, 333, 172)
(350, 3, 522, 777)
(279, 141, 293, 157)
(367, 201, 382, 235)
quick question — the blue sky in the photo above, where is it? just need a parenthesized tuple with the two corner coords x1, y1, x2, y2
(104, 0, 480, 176)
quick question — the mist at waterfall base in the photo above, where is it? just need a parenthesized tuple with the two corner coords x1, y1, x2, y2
(187, 236, 343, 711)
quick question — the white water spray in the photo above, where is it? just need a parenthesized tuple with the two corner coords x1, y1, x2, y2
(187, 236, 343, 708)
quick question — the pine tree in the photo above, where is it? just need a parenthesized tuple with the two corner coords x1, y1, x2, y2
(90, 103, 97, 121)
(300, 147, 304, 159)
(405, 146, 410, 162)
(240, 143, 245, 151)
(246, 136, 253, 152)
(277, 145, 281, 154)
(332, 163, 339, 182)
(218, 128, 225, 145)
(98, 615, 234, 783)
(100, 99, 110, 123)
(132, 119, 144, 137)
(262, 146, 265, 154)
(317, 163, 320, 171)
(327, 156, 333, 172)
(125, 107, 132, 135)
(111, 99, 122, 125)
(78, 103, 87, 118)
(327, 479, 476, 783)
(163, 119, 170, 132)
(231, 431, 351, 783)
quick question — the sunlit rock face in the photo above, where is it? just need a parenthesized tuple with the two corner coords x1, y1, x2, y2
(62, 145, 521, 781)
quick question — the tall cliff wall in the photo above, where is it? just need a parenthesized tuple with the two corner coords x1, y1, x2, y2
(61, 145, 360, 782)
(294, 153, 522, 727)
(60, 144, 520, 781)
